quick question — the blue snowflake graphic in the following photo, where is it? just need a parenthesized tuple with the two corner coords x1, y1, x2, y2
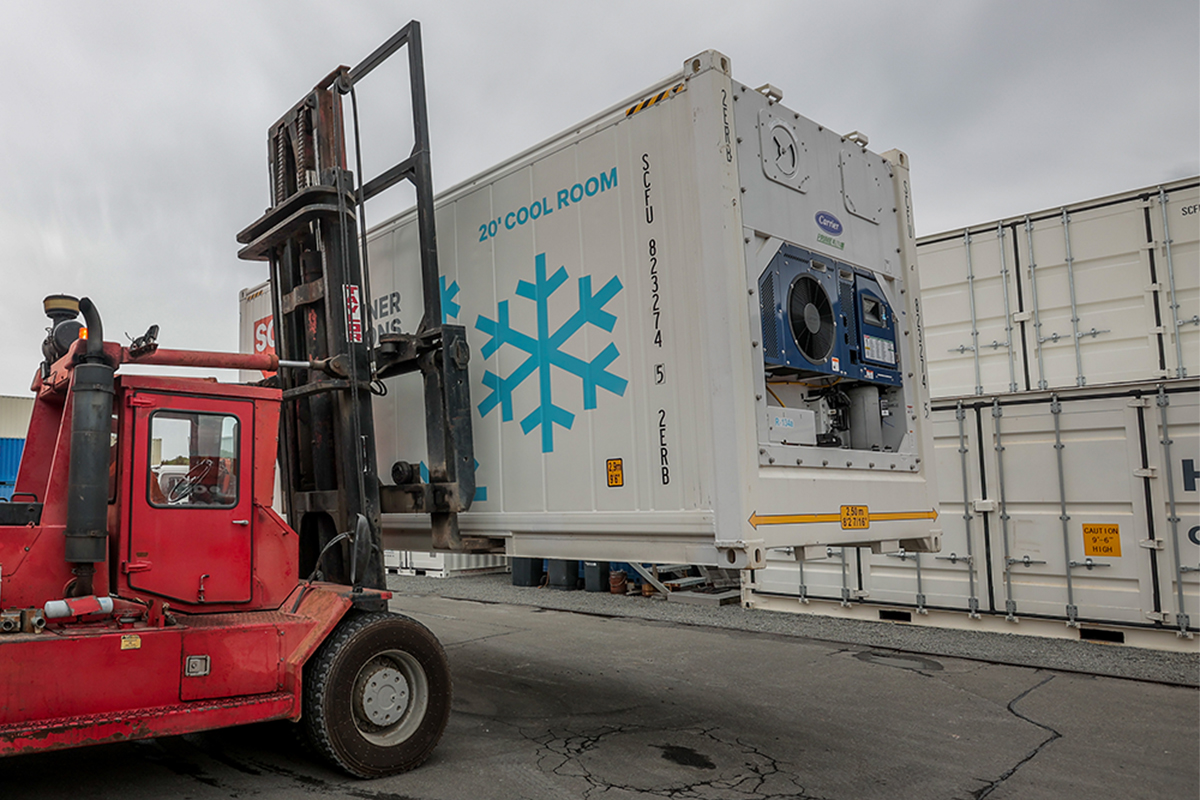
(475, 253, 627, 453)
(439, 276, 461, 324)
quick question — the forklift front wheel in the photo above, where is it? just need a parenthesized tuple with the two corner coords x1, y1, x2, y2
(303, 611, 451, 777)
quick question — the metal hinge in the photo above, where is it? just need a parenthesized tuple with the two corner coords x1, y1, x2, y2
(972, 498, 997, 513)
(1139, 538, 1165, 551)
(125, 394, 155, 407)
(1133, 466, 1157, 478)
(122, 560, 152, 573)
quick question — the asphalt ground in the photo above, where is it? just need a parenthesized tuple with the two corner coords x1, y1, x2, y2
(2, 574, 1197, 800)
(390, 573, 1200, 687)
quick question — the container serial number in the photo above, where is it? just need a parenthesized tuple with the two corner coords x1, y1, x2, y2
(658, 408, 671, 485)
(649, 238, 662, 348)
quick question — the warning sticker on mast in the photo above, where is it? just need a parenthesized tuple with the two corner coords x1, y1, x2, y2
(344, 284, 364, 343)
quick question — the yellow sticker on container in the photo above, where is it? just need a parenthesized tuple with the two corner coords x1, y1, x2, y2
(840, 505, 870, 530)
(606, 459, 624, 488)
(120, 634, 142, 651)
(1083, 524, 1121, 557)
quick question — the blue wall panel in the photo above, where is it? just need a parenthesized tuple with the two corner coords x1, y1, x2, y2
(0, 438, 24, 501)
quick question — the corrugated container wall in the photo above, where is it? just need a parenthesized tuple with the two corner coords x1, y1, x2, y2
(242, 51, 942, 569)
(916, 179, 1198, 399)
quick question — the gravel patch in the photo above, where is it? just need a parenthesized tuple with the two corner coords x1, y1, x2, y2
(387, 572, 1200, 687)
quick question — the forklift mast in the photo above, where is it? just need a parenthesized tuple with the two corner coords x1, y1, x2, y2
(236, 22, 474, 588)
(1, 24, 465, 775)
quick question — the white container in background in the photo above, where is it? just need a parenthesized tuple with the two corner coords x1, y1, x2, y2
(0, 396, 34, 440)
(748, 376, 1199, 641)
(916, 179, 1199, 399)
(237, 281, 275, 385)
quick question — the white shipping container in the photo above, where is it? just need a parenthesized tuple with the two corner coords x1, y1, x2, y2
(748, 379, 1199, 640)
(237, 281, 275, 384)
(382, 547, 509, 578)
(916, 179, 1199, 399)
(240, 53, 940, 568)
(0, 396, 34, 440)
(357, 51, 939, 568)
(406, 551, 509, 578)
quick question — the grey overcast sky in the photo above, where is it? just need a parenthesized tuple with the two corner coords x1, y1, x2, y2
(0, 0, 1196, 396)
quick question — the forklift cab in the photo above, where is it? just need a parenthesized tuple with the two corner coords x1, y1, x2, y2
(113, 375, 295, 612)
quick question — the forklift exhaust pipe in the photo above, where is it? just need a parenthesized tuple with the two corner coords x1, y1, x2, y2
(64, 297, 115, 596)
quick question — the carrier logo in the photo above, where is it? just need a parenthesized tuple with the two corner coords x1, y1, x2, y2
(815, 212, 843, 236)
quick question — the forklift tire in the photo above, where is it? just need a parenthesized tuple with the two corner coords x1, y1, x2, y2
(303, 611, 451, 777)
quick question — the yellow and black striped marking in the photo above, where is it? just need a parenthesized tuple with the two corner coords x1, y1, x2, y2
(625, 83, 685, 117)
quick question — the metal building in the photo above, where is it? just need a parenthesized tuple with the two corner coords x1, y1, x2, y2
(0, 396, 34, 501)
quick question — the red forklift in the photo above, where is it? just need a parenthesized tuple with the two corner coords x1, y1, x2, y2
(0, 23, 475, 777)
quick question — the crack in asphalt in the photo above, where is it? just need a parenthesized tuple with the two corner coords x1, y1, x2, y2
(968, 674, 1062, 800)
(514, 722, 830, 799)
(134, 734, 425, 800)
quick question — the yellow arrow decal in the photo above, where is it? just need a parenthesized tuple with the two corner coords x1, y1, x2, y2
(748, 507, 938, 530)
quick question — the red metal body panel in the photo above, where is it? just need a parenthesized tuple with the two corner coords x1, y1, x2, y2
(11, 390, 64, 501)
(0, 584, 376, 756)
(107, 375, 297, 614)
(180, 625, 282, 701)
(0, 626, 185, 725)
(125, 391, 256, 605)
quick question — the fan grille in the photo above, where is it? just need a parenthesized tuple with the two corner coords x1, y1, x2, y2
(788, 274, 835, 364)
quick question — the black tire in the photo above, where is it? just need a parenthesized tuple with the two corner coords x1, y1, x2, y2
(302, 611, 451, 777)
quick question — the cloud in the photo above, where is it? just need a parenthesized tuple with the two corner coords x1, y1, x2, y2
(0, 0, 1195, 395)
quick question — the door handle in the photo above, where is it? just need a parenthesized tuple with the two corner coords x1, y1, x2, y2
(232, 519, 250, 526)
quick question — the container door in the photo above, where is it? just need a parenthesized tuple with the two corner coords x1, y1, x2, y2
(1013, 201, 1163, 391)
(127, 392, 253, 604)
(1147, 186, 1200, 381)
(1146, 389, 1200, 633)
(920, 406, 988, 612)
(983, 395, 1158, 625)
(917, 227, 1024, 399)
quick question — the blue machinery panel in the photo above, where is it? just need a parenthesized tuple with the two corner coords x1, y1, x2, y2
(758, 244, 901, 386)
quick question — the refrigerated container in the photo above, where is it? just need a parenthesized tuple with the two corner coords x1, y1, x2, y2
(355, 50, 939, 569)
